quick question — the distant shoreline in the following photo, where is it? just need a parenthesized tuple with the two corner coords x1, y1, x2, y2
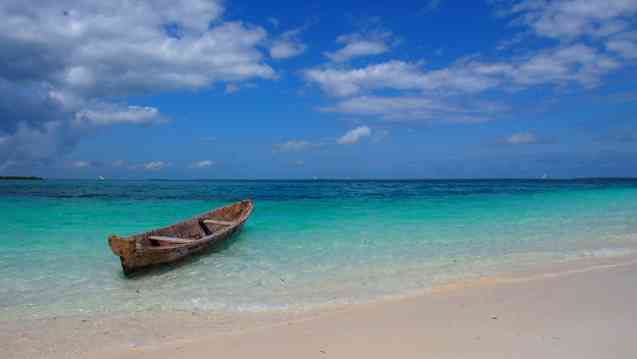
(0, 176, 44, 180)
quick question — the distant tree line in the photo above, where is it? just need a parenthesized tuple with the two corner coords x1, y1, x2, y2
(0, 176, 44, 180)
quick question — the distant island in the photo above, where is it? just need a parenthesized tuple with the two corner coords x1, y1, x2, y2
(0, 176, 44, 180)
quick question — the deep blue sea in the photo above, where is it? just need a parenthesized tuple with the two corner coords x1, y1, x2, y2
(2, 179, 637, 319)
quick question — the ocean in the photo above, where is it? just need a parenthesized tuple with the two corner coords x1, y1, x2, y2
(2, 179, 637, 320)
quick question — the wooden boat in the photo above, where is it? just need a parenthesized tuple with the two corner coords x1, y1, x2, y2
(108, 200, 253, 276)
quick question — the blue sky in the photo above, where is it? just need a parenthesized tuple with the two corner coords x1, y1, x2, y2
(1, 0, 636, 179)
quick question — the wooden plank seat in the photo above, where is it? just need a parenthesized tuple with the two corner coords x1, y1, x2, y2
(203, 219, 237, 226)
(149, 236, 197, 244)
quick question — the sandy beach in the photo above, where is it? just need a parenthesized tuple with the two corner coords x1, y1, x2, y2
(5, 254, 636, 358)
(102, 255, 637, 359)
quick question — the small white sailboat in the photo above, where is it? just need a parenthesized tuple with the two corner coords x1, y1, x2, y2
(541, 173, 548, 179)
(98, 176, 105, 180)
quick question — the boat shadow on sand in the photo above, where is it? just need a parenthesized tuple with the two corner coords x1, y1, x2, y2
(118, 227, 251, 280)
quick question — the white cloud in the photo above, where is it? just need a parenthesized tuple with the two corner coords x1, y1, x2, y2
(304, 61, 425, 97)
(0, 0, 275, 169)
(274, 140, 314, 153)
(501, 132, 546, 145)
(189, 160, 215, 169)
(0, 3, 274, 97)
(303, 1, 637, 126)
(324, 32, 391, 62)
(504, 0, 637, 40)
(323, 95, 498, 123)
(505, 132, 537, 145)
(143, 161, 167, 171)
(512, 44, 619, 87)
(72, 160, 92, 168)
(607, 38, 637, 59)
(270, 41, 306, 59)
(269, 28, 307, 60)
(306, 43, 619, 98)
(337, 126, 372, 145)
(74, 105, 167, 126)
(109, 159, 174, 171)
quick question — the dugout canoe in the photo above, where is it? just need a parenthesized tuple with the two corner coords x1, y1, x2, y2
(108, 200, 253, 276)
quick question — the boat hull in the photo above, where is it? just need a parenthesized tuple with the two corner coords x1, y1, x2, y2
(108, 200, 253, 276)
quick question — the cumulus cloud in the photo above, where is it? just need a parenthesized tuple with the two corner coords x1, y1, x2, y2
(337, 126, 372, 145)
(503, 0, 637, 40)
(498, 1, 637, 65)
(304, 38, 627, 122)
(73, 161, 90, 168)
(74, 105, 167, 126)
(0, 0, 275, 169)
(143, 161, 167, 171)
(189, 160, 215, 169)
(503, 132, 538, 145)
(305, 61, 422, 97)
(71, 160, 102, 168)
(324, 96, 499, 123)
(499, 132, 554, 145)
(269, 28, 307, 60)
(306, 44, 619, 98)
(274, 140, 314, 153)
(324, 32, 392, 62)
(108, 159, 173, 171)
(607, 38, 637, 59)
(302, 1, 636, 125)
(0, 2, 273, 96)
(0, 112, 79, 171)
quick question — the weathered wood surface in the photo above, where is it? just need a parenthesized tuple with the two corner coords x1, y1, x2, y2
(149, 236, 196, 244)
(108, 199, 253, 276)
(203, 219, 237, 226)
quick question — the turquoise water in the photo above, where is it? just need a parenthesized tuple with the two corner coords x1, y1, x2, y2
(2, 179, 637, 319)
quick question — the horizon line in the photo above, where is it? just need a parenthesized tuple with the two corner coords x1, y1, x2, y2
(19, 176, 637, 181)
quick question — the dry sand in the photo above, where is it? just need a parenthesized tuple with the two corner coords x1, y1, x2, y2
(4, 255, 637, 358)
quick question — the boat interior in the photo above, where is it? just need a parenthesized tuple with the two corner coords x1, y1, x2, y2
(140, 200, 252, 247)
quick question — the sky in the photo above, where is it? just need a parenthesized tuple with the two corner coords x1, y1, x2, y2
(1, 0, 636, 179)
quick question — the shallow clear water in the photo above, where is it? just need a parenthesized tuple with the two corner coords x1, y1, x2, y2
(2, 179, 637, 319)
